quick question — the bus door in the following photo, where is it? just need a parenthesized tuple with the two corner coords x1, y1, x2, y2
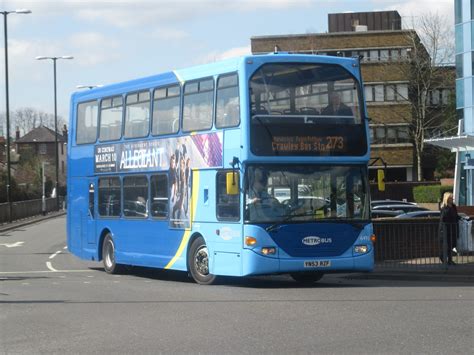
(85, 182, 97, 245)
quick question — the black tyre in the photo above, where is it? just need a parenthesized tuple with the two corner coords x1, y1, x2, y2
(102, 233, 123, 274)
(188, 236, 217, 285)
(290, 272, 324, 284)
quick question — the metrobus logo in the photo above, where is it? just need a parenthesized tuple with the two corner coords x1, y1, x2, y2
(302, 236, 332, 246)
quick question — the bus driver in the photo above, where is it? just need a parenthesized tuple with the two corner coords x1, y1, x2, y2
(246, 168, 284, 220)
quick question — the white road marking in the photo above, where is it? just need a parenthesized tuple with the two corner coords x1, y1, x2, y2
(63, 246, 68, 250)
(49, 251, 62, 259)
(0, 241, 24, 248)
(46, 262, 58, 272)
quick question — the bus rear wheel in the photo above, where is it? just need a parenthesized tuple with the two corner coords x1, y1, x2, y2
(102, 234, 123, 274)
(290, 272, 324, 284)
(188, 237, 217, 285)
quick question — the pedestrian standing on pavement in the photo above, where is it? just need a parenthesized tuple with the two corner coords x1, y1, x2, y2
(439, 192, 460, 265)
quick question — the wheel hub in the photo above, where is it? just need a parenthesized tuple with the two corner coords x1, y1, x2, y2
(194, 246, 209, 276)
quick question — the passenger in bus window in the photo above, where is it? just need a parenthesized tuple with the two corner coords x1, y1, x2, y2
(321, 92, 352, 116)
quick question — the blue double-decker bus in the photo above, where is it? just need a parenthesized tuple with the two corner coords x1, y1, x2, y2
(67, 53, 374, 284)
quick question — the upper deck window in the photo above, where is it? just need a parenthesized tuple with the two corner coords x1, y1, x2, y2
(152, 85, 180, 136)
(124, 91, 150, 139)
(249, 63, 366, 156)
(216, 73, 240, 128)
(76, 101, 98, 144)
(99, 96, 123, 141)
(250, 63, 361, 123)
(182, 78, 214, 132)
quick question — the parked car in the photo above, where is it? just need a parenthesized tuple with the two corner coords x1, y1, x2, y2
(371, 209, 404, 219)
(371, 199, 417, 207)
(372, 204, 429, 213)
(395, 211, 440, 218)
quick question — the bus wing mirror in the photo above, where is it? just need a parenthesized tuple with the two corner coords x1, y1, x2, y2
(377, 169, 385, 192)
(226, 172, 239, 195)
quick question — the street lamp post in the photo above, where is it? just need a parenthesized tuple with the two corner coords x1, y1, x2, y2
(1, 9, 31, 222)
(35, 55, 73, 211)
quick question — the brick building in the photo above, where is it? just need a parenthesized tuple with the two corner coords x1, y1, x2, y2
(251, 10, 454, 182)
(14, 125, 68, 185)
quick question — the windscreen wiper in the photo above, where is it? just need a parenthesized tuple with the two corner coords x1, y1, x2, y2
(266, 210, 316, 233)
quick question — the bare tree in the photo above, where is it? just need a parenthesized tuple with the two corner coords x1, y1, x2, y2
(0, 107, 66, 137)
(399, 13, 455, 181)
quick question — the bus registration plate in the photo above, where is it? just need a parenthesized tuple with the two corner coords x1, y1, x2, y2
(304, 260, 331, 268)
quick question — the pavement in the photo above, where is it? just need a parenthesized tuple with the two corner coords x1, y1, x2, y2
(0, 210, 66, 233)
(1, 211, 472, 282)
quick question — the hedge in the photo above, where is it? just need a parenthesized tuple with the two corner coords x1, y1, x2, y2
(413, 185, 453, 203)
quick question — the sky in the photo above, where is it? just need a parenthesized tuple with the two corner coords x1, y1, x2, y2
(0, 0, 454, 132)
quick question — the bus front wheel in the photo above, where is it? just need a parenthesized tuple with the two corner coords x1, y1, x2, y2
(102, 234, 123, 274)
(290, 272, 324, 284)
(188, 237, 217, 285)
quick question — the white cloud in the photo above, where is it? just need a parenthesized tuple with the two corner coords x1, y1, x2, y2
(151, 28, 189, 41)
(198, 45, 251, 64)
(382, 0, 454, 25)
(4, 0, 311, 29)
(69, 32, 120, 66)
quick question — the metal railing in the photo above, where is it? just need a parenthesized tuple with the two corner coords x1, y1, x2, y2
(0, 197, 63, 224)
(373, 219, 474, 270)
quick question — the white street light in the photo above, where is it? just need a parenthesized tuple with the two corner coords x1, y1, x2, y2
(35, 55, 74, 210)
(1, 9, 31, 222)
(76, 85, 103, 90)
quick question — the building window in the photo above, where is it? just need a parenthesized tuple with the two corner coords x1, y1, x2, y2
(456, 79, 465, 108)
(396, 84, 408, 101)
(98, 177, 121, 217)
(183, 78, 214, 132)
(455, 0, 462, 24)
(364, 85, 374, 102)
(400, 48, 409, 60)
(385, 85, 396, 101)
(369, 50, 379, 62)
(370, 125, 411, 145)
(39, 143, 47, 155)
(391, 49, 400, 61)
(430, 90, 440, 105)
(379, 49, 389, 62)
(456, 54, 464, 79)
(455, 24, 464, 54)
(152, 85, 180, 136)
(99, 96, 123, 141)
(374, 85, 384, 101)
(124, 91, 150, 139)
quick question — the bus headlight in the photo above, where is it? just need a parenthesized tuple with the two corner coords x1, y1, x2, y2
(353, 245, 368, 254)
(261, 247, 276, 255)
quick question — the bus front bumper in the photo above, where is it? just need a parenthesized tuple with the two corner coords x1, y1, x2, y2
(241, 248, 374, 276)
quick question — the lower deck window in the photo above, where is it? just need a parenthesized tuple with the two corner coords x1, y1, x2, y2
(123, 176, 148, 218)
(150, 174, 168, 218)
(98, 177, 121, 217)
